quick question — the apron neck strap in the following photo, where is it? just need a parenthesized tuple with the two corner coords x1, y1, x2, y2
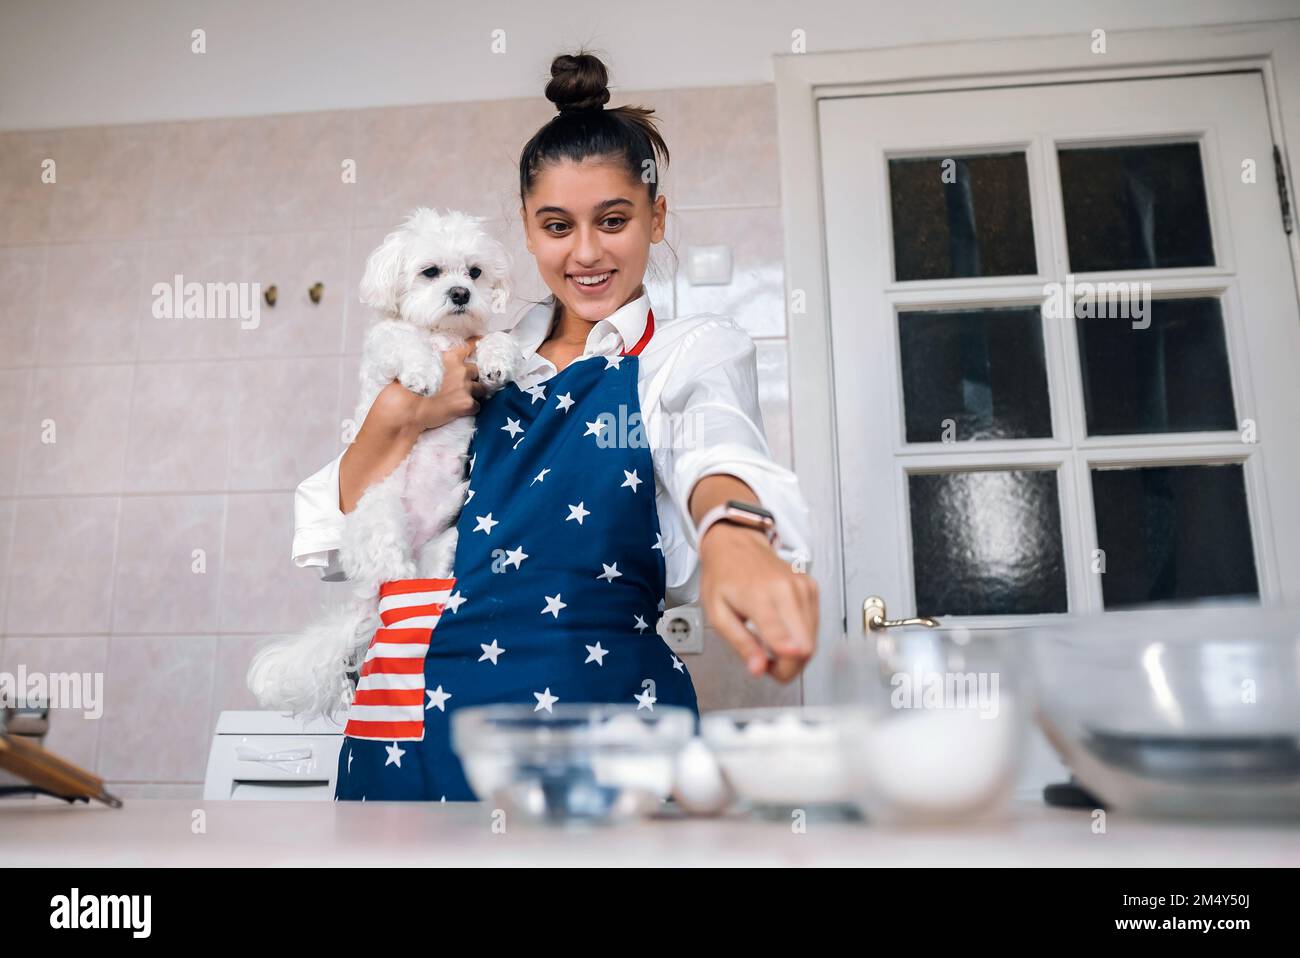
(620, 307, 655, 357)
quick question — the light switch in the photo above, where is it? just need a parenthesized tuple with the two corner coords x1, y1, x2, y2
(685, 244, 732, 286)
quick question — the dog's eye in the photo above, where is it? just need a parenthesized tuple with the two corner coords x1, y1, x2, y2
(421, 266, 440, 279)
(468, 266, 482, 280)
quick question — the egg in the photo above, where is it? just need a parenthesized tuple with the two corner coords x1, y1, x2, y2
(671, 738, 734, 815)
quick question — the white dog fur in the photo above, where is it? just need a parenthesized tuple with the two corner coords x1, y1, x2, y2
(247, 208, 525, 723)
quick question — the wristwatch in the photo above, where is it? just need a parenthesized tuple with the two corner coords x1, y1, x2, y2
(696, 499, 779, 548)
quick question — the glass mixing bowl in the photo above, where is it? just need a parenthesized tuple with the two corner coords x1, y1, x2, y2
(831, 625, 1026, 824)
(1029, 599, 1300, 819)
(450, 703, 695, 825)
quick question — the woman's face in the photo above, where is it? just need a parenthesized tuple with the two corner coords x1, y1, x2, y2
(521, 157, 666, 325)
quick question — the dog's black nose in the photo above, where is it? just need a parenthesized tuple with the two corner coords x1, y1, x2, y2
(448, 286, 470, 306)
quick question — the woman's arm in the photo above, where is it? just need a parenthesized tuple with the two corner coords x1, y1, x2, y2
(339, 340, 485, 513)
(659, 318, 819, 682)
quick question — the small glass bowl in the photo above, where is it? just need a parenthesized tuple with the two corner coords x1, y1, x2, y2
(700, 707, 861, 821)
(450, 703, 695, 825)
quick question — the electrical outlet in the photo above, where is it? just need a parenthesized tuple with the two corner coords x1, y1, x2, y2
(657, 604, 704, 654)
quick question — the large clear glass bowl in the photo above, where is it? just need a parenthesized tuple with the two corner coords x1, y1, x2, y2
(1029, 599, 1300, 819)
(450, 703, 695, 825)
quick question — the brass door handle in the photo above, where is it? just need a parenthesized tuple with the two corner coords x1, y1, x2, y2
(862, 595, 940, 633)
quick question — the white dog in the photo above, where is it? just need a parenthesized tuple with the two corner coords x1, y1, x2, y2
(247, 208, 525, 723)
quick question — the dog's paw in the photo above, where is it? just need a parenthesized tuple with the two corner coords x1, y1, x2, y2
(397, 362, 443, 397)
(475, 332, 525, 392)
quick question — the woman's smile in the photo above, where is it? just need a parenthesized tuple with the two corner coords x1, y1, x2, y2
(567, 268, 616, 295)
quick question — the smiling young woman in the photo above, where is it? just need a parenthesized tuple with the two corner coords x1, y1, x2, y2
(292, 49, 818, 802)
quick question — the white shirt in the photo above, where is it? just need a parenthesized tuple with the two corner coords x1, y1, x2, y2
(291, 289, 814, 608)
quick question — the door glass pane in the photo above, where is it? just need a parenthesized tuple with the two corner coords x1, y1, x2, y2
(1058, 142, 1214, 272)
(899, 306, 1052, 442)
(1091, 463, 1258, 609)
(1077, 297, 1237, 436)
(888, 152, 1037, 281)
(909, 469, 1067, 616)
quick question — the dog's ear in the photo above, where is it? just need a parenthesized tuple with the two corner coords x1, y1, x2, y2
(489, 243, 514, 315)
(358, 229, 406, 318)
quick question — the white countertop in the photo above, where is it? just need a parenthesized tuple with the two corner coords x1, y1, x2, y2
(2, 796, 1298, 866)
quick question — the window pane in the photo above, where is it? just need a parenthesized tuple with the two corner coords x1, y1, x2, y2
(1058, 142, 1214, 272)
(1077, 297, 1237, 436)
(909, 469, 1067, 616)
(888, 153, 1037, 281)
(1091, 463, 1258, 609)
(899, 306, 1052, 442)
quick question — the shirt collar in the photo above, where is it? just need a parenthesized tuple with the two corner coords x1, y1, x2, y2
(511, 287, 654, 378)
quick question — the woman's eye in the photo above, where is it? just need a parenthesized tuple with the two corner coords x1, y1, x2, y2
(544, 222, 569, 235)
(468, 266, 482, 280)
(602, 217, 627, 228)
(421, 266, 440, 278)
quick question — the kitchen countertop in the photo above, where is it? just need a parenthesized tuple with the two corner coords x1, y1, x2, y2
(2, 796, 1298, 866)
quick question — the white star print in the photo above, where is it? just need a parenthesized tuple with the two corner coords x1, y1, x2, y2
(502, 417, 523, 438)
(513, 435, 525, 450)
(385, 742, 406, 767)
(541, 593, 568, 618)
(597, 562, 622, 582)
(534, 688, 558, 712)
(634, 614, 650, 633)
(585, 642, 608, 665)
(621, 469, 642, 492)
(473, 513, 499, 535)
(347, 749, 353, 773)
(479, 640, 504, 664)
(465, 488, 475, 503)
(658, 598, 666, 611)
(556, 393, 575, 413)
(635, 688, 657, 711)
(469, 452, 476, 473)
(523, 383, 547, 404)
(583, 419, 608, 439)
(444, 590, 466, 613)
(531, 468, 550, 485)
(503, 545, 528, 570)
(605, 354, 624, 370)
(566, 501, 590, 524)
(652, 533, 664, 552)
(672, 655, 685, 673)
(426, 685, 452, 711)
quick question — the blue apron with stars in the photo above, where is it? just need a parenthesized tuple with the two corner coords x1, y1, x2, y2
(334, 315, 700, 801)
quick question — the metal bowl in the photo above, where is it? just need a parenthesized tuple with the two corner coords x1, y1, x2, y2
(450, 703, 695, 825)
(1030, 599, 1300, 819)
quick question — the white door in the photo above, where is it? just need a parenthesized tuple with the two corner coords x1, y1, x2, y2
(817, 72, 1300, 791)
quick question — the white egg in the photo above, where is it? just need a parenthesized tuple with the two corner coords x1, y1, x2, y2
(671, 738, 734, 815)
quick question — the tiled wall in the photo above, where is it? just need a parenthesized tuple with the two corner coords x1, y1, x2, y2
(0, 85, 799, 796)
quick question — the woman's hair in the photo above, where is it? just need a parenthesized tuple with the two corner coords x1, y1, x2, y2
(518, 50, 670, 206)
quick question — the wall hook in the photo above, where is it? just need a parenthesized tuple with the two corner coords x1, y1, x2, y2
(263, 284, 277, 307)
(308, 282, 324, 304)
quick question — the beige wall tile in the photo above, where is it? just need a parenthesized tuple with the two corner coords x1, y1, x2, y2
(668, 85, 780, 209)
(0, 245, 46, 365)
(38, 240, 145, 364)
(137, 235, 246, 361)
(111, 495, 225, 634)
(246, 111, 357, 234)
(241, 230, 348, 357)
(0, 635, 108, 771)
(0, 130, 59, 246)
(47, 125, 159, 242)
(20, 363, 133, 495)
(123, 361, 237, 492)
(227, 357, 342, 490)
(147, 118, 263, 237)
(0, 368, 30, 496)
(98, 633, 217, 781)
(6, 496, 119, 635)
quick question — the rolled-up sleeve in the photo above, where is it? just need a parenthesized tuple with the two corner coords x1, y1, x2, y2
(292, 451, 349, 581)
(658, 319, 815, 582)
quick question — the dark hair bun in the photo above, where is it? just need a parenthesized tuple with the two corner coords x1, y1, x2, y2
(546, 52, 611, 114)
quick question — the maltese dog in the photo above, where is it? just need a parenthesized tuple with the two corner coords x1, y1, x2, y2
(247, 208, 525, 722)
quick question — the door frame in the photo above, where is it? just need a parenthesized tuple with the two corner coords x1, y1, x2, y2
(775, 19, 1300, 706)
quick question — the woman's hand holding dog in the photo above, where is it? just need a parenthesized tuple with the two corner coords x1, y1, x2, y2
(339, 338, 486, 513)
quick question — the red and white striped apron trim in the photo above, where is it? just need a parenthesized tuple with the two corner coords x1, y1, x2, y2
(343, 577, 456, 742)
